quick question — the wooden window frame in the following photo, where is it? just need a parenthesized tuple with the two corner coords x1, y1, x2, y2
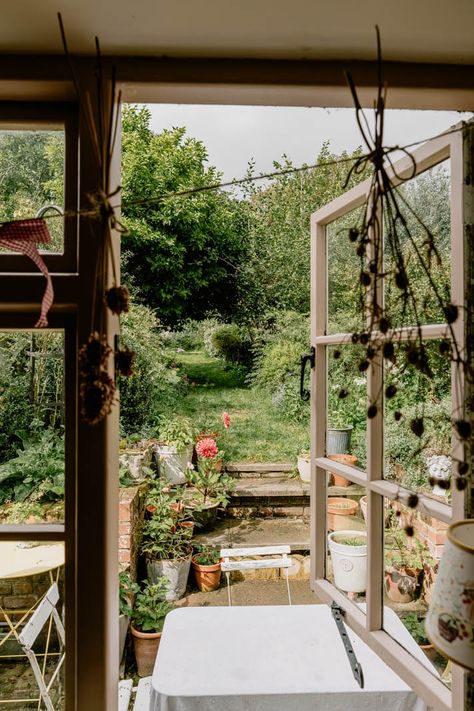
(309, 125, 470, 711)
(0, 102, 79, 273)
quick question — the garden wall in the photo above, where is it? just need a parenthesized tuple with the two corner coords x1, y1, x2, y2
(119, 484, 147, 581)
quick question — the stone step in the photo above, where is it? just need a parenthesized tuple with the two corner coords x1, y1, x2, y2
(193, 517, 311, 552)
(228, 477, 309, 518)
(231, 477, 309, 497)
(226, 462, 294, 478)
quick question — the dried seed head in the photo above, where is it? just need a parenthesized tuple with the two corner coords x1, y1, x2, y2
(404, 525, 414, 537)
(455, 419, 472, 440)
(358, 360, 370, 372)
(333, 350, 341, 360)
(348, 227, 359, 243)
(394, 411, 402, 421)
(115, 347, 136, 377)
(105, 285, 131, 316)
(360, 272, 371, 287)
(359, 333, 369, 345)
(338, 389, 349, 399)
(457, 461, 469, 476)
(351, 333, 359, 344)
(379, 317, 390, 334)
(385, 384, 397, 399)
(410, 417, 424, 437)
(383, 342, 395, 361)
(407, 494, 419, 509)
(367, 404, 378, 419)
(444, 304, 459, 324)
(456, 478, 468, 491)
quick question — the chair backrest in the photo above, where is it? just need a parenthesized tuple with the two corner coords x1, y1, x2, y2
(18, 583, 65, 711)
(219, 545, 292, 605)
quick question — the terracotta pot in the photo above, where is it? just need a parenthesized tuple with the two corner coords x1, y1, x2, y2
(146, 503, 157, 515)
(327, 497, 358, 532)
(179, 520, 195, 538)
(131, 626, 162, 677)
(328, 454, 358, 487)
(192, 557, 222, 592)
(384, 565, 422, 603)
(170, 502, 184, 514)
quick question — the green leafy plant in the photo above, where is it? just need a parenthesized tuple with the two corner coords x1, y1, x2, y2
(185, 459, 234, 509)
(158, 417, 196, 451)
(332, 536, 366, 546)
(0, 428, 64, 504)
(119, 571, 139, 617)
(142, 483, 192, 561)
(402, 613, 430, 645)
(385, 529, 424, 571)
(192, 545, 221, 566)
(130, 578, 172, 633)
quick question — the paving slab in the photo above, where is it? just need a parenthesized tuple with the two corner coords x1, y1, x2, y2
(176, 578, 322, 607)
(226, 463, 294, 473)
(232, 477, 310, 497)
(193, 517, 311, 551)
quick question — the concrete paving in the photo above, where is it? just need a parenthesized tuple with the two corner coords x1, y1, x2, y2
(193, 517, 311, 551)
(176, 578, 322, 608)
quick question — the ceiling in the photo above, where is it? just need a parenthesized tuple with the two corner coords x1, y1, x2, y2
(2, 0, 473, 64)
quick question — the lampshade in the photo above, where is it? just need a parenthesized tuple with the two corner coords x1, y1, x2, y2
(425, 519, 474, 671)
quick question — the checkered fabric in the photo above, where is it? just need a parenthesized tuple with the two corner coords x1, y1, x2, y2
(0, 218, 54, 328)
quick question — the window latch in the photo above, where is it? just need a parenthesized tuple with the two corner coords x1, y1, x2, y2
(299, 347, 315, 401)
(331, 603, 364, 689)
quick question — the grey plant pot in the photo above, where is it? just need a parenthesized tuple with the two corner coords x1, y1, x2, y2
(147, 553, 192, 601)
(119, 613, 129, 663)
(327, 427, 353, 455)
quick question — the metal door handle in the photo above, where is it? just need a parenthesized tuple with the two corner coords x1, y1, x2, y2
(300, 347, 315, 401)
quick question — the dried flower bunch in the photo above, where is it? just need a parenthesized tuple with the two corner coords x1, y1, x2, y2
(58, 14, 135, 425)
(339, 28, 472, 518)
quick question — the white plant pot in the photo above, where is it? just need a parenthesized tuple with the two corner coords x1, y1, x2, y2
(147, 554, 192, 601)
(328, 530, 367, 593)
(119, 448, 153, 482)
(154, 444, 193, 485)
(297, 455, 311, 483)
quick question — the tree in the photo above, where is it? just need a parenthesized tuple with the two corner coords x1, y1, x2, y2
(121, 105, 245, 325)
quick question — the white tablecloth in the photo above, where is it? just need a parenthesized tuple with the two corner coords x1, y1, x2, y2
(150, 605, 430, 711)
(0, 541, 64, 579)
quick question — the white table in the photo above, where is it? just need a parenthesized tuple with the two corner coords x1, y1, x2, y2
(150, 605, 431, 711)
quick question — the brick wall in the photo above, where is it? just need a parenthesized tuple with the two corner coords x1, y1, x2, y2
(118, 484, 147, 581)
(0, 485, 146, 619)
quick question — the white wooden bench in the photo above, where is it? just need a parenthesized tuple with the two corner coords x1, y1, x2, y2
(119, 677, 152, 710)
(220, 545, 292, 605)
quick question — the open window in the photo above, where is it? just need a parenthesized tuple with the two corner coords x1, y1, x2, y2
(310, 121, 472, 711)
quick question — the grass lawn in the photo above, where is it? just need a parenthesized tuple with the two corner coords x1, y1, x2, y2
(171, 350, 309, 463)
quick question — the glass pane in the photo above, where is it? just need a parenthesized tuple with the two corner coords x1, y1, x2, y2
(0, 540, 65, 708)
(384, 339, 452, 500)
(326, 485, 367, 602)
(327, 344, 367, 469)
(0, 129, 65, 254)
(384, 161, 451, 329)
(383, 500, 450, 685)
(327, 205, 366, 335)
(0, 331, 65, 524)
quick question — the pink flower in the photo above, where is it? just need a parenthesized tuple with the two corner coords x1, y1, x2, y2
(196, 437, 218, 459)
(222, 412, 231, 429)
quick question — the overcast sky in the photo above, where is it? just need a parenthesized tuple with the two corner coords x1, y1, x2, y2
(148, 105, 472, 183)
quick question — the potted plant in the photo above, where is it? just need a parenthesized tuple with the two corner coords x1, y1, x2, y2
(154, 417, 196, 485)
(130, 577, 172, 677)
(119, 436, 154, 483)
(192, 545, 222, 592)
(119, 570, 139, 664)
(297, 449, 310, 483)
(385, 529, 423, 603)
(184, 437, 233, 531)
(327, 410, 353, 455)
(327, 453, 358, 487)
(142, 486, 193, 601)
(327, 497, 359, 531)
(327, 531, 367, 593)
(402, 612, 434, 650)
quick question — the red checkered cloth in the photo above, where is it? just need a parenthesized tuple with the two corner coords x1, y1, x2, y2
(0, 218, 54, 328)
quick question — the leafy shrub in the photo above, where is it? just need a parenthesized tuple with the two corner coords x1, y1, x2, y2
(119, 304, 187, 436)
(0, 428, 64, 504)
(209, 323, 253, 366)
(161, 319, 203, 351)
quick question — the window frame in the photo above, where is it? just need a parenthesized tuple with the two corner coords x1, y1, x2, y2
(309, 125, 469, 711)
(0, 102, 79, 273)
